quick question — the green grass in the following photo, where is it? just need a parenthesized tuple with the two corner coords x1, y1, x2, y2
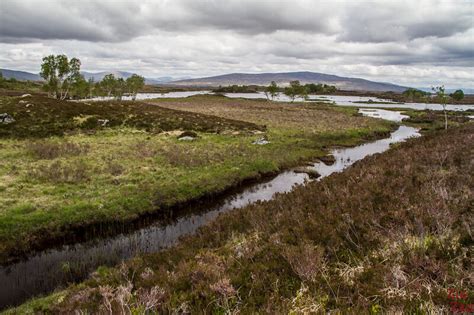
(0, 94, 393, 261)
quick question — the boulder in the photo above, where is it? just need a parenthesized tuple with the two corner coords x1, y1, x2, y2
(98, 119, 109, 127)
(178, 136, 195, 141)
(318, 154, 336, 165)
(0, 113, 15, 124)
(178, 130, 198, 139)
(20, 94, 32, 98)
(252, 137, 270, 145)
(293, 167, 321, 179)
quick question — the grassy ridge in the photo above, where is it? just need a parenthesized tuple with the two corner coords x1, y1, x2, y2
(0, 95, 264, 138)
(0, 94, 392, 262)
(9, 122, 472, 314)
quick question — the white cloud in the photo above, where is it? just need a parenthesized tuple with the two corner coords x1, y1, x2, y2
(0, 0, 472, 88)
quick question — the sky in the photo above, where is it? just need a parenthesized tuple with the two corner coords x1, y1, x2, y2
(0, 0, 473, 88)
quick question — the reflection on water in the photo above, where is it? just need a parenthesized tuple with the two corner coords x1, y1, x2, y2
(313, 125, 419, 178)
(358, 108, 409, 122)
(89, 91, 212, 101)
(0, 111, 420, 309)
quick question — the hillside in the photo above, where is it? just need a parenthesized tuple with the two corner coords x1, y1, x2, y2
(172, 71, 409, 92)
(0, 69, 41, 81)
(0, 69, 176, 85)
(81, 71, 176, 84)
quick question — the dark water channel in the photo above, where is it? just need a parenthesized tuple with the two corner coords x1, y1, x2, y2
(0, 111, 420, 309)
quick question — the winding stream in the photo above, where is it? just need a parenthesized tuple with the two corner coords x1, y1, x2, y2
(0, 110, 420, 309)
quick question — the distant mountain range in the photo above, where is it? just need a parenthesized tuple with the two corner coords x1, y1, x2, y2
(80, 71, 183, 84)
(171, 71, 409, 92)
(2, 68, 471, 93)
(0, 69, 41, 81)
(0, 69, 187, 85)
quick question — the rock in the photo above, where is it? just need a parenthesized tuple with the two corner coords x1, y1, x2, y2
(293, 167, 321, 179)
(0, 113, 15, 124)
(178, 136, 195, 141)
(98, 119, 109, 127)
(252, 137, 270, 145)
(20, 94, 32, 98)
(26, 103, 33, 108)
(18, 100, 27, 104)
(318, 154, 336, 165)
(178, 130, 198, 139)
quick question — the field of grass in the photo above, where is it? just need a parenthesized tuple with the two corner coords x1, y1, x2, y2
(9, 121, 472, 314)
(0, 94, 393, 262)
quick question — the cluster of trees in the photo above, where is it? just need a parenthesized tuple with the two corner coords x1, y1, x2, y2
(97, 73, 145, 100)
(40, 55, 82, 100)
(283, 80, 309, 102)
(449, 89, 464, 101)
(402, 88, 431, 102)
(40, 55, 145, 100)
(264, 80, 338, 101)
(305, 83, 337, 94)
(402, 87, 464, 103)
(212, 85, 259, 93)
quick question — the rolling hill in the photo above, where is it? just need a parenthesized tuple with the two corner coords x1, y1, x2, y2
(171, 71, 409, 92)
(0, 69, 41, 81)
(1, 68, 412, 92)
(0, 69, 178, 85)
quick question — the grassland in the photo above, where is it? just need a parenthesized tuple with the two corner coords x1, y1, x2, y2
(8, 120, 472, 314)
(0, 94, 393, 262)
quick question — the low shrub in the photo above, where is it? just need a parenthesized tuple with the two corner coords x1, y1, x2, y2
(27, 141, 89, 159)
(30, 160, 90, 184)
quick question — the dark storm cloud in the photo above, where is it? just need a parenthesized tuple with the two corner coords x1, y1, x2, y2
(0, 0, 340, 42)
(338, 1, 473, 43)
(176, 0, 339, 35)
(1, 0, 472, 45)
(0, 1, 143, 42)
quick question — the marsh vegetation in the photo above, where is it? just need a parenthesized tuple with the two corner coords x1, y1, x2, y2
(8, 121, 472, 314)
(0, 93, 392, 264)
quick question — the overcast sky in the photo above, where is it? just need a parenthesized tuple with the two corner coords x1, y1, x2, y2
(0, 0, 473, 88)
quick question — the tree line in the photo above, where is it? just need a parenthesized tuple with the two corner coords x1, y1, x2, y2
(402, 87, 464, 103)
(40, 55, 145, 100)
(264, 80, 338, 101)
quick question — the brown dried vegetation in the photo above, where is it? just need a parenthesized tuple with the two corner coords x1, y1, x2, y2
(23, 124, 473, 314)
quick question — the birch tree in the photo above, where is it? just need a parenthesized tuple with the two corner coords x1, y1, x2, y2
(40, 54, 81, 100)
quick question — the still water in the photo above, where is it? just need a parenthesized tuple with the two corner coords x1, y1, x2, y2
(90, 91, 473, 111)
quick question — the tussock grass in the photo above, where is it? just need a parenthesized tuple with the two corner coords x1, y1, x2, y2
(27, 141, 89, 159)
